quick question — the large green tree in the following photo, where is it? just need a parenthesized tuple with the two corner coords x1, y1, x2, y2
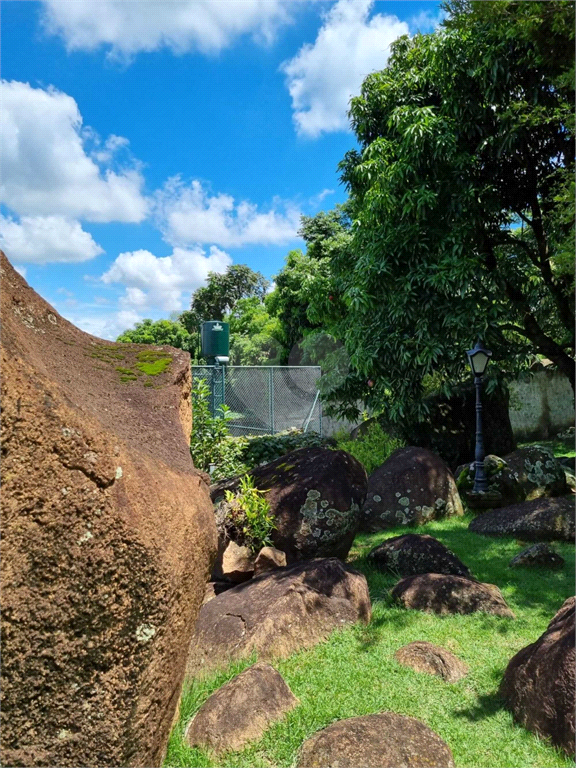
(179, 264, 269, 335)
(326, 0, 574, 420)
(116, 317, 198, 355)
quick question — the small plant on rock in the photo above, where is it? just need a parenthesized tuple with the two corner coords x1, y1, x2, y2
(224, 474, 275, 553)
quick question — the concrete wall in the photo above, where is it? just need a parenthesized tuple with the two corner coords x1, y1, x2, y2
(509, 369, 574, 441)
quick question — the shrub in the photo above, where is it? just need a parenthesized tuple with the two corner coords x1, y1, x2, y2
(335, 421, 404, 475)
(190, 379, 248, 480)
(224, 474, 276, 553)
(240, 428, 335, 469)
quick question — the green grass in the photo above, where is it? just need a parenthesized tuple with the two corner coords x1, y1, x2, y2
(165, 515, 574, 768)
(518, 437, 575, 459)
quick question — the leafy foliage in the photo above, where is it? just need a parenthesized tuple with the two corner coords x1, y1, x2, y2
(240, 428, 335, 468)
(224, 474, 276, 553)
(227, 296, 283, 365)
(116, 318, 197, 356)
(190, 379, 248, 480)
(335, 422, 405, 475)
(313, 0, 574, 421)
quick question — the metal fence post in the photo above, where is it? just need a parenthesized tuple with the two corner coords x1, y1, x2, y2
(269, 367, 275, 434)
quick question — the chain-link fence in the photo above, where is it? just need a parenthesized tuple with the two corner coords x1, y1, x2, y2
(192, 365, 322, 436)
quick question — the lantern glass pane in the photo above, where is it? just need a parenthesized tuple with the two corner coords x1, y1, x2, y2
(471, 351, 489, 375)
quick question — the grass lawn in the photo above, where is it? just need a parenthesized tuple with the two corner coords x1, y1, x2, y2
(518, 436, 575, 459)
(165, 515, 575, 768)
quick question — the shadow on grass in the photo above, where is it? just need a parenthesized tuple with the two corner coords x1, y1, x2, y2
(453, 691, 505, 722)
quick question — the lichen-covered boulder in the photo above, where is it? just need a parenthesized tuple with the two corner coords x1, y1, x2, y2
(361, 447, 463, 532)
(296, 713, 455, 768)
(391, 574, 515, 618)
(509, 543, 565, 570)
(186, 663, 298, 755)
(469, 497, 575, 542)
(0, 252, 217, 767)
(503, 446, 569, 500)
(187, 558, 371, 677)
(456, 455, 525, 510)
(368, 534, 471, 578)
(211, 448, 367, 563)
(394, 642, 469, 682)
(500, 597, 575, 757)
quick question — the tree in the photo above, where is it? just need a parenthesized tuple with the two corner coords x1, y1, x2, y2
(328, 0, 574, 421)
(227, 296, 283, 365)
(180, 264, 269, 335)
(116, 317, 198, 355)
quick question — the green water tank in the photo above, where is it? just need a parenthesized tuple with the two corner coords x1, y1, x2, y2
(201, 320, 230, 361)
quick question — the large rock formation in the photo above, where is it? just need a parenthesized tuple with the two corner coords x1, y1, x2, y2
(296, 713, 455, 768)
(0, 253, 217, 767)
(499, 597, 575, 757)
(368, 534, 471, 578)
(211, 448, 367, 563)
(187, 558, 371, 677)
(361, 447, 463, 532)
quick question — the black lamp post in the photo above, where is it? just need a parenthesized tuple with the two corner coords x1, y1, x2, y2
(466, 339, 493, 492)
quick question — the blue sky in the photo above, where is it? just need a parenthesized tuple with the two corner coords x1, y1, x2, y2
(1, 0, 442, 339)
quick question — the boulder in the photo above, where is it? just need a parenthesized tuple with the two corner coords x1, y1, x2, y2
(296, 713, 455, 768)
(186, 663, 298, 755)
(368, 534, 471, 578)
(0, 252, 217, 768)
(253, 546, 287, 576)
(361, 447, 463, 532)
(212, 540, 255, 583)
(391, 574, 515, 618)
(503, 446, 568, 499)
(469, 497, 575, 542)
(211, 448, 367, 563)
(187, 558, 371, 677)
(202, 582, 234, 605)
(558, 455, 576, 473)
(509, 543, 565, 570)
(456, 455, 525, 510)
(500, 597, 575, 757)
(394, 641, 469, 683)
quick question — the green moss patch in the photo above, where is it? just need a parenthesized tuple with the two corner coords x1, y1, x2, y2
(135, 349, 172, 376)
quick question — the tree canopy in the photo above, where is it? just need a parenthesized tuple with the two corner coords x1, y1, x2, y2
(116, 318, 197, 355)
(320, 0, 574, 420)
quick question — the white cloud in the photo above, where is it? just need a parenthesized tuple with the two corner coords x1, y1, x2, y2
(41, 0, 295, 60)
(101, 245, 232, 312)
(409, 8, 446, 34)
(282, 0, 408, 137)
(0, 215, 104, 264)
(66, 308, 144, 341)
(1, 80, 148, 222)
(154, 177, 301, 248)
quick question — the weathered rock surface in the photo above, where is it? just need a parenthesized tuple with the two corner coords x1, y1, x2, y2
(202, 581, 234, 605)
(211, 448, 367, 563)
(456, 455, 525, 510)
(0, 252, 217, 768)
(509, 543, 565, 570)
(187, 558, 371, 677)
(212, 540, 255, 583)
(500, 597, 575, 757)
(391, 574, 515, 618)
(395, 641, 469, 682)
(296, 713, 455, 768)
(469, 497, 575, 542)
(186, 663, 298, 755)
(361, 447, 463, 532)
(253, 546, 287, 576)
(503, 446, 569, 499)
(368, 534, 471, 578)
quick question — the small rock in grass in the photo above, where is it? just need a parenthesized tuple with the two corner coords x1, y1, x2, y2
(509, 543, 565, 570)
(395, 641, 469, 682)
(368, 534, 471, 578)
(391, 573, 515, 618)
(296, 712, 455, 768)
(186, 662, 298, 755)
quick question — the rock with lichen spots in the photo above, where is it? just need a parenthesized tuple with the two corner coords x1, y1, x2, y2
(211, 448, 367, 563)
(361, 447, 463, 533)
(503, 446, 568, 500)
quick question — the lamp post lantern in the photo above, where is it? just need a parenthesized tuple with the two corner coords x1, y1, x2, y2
(466, 339, 493, 492)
